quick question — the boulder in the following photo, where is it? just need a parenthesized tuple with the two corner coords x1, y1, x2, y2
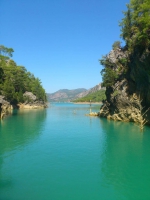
(0, 95, 12, 119)
(23, 91, 36, 101)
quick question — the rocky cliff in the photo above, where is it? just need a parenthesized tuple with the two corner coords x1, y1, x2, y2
(18, 91, 48, 109)
(0, 96, 12, 119)
(99, 48, 150, 126)
(99, 0, 150, 128)
(0, 92, 47, 119)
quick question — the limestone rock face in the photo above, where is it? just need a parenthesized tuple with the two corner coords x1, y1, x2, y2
(107, 48, 127, 64)
(99, 48, 150, 124)
(20, 91, 47, 109)
(0, 92, 48, 119)
(99, 80, 144, 123)
(0, 96, 12, 119)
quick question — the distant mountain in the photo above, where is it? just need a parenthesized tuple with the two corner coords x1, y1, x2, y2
(74, 83, 106, 102)
(47, 83, 105, 102)
(47, 88, 87, 102)
(73, 90, 106, 103)
(75, 83, 104, 99)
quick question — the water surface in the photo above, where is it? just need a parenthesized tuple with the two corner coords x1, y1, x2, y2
(0, 103, 150, 200)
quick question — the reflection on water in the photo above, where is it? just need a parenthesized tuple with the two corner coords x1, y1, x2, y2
(0, 103, 150, 200)
(0, 109, 46, 153)
(0, 109, 47, 194)
(100, 119, 150, 199)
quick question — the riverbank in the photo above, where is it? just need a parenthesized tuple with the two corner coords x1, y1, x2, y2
(73, 102, 102, 105)
(18, 103, 48, 109)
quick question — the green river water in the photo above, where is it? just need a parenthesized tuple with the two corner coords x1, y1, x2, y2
(0, 103, 150, 200)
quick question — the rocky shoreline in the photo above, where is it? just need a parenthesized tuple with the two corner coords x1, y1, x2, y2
(73, 102, 102, 104)
(18, 103, 47, 109)
(0, 96, 12, 119)
(0, 92, 47, 119)
(99, 48, 150, 126)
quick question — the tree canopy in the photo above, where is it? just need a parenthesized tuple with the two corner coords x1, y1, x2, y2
(100, 0, 150, 87)
(0, 45, 47, 104)
(120, 0, 150, 53)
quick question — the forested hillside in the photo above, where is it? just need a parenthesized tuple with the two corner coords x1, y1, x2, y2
(99, 0, 150, 126)
(73, 89, 106, 102)
(0, 45, 47, 104)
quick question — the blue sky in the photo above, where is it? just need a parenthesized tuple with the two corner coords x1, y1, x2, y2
(0, 0, 129, 93)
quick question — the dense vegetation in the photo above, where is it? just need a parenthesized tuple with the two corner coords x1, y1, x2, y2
(73, 90, 106, 102)
(100, 0, 150, 87)
(0, 45, 47, 104)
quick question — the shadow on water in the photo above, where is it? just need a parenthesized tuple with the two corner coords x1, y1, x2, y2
(99, 118, 150, 199)
(0, 109, 47, 192)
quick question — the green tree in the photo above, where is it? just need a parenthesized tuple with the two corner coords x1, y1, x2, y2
(120, 4, 132, 49)
(0, 45, 47, 104)
(112, 41, 121, 49)
(0, 45, 14, 60)
(101, 67, 119, 87)
(100, 0, 150, 88)
(120, 0, 150, 53)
